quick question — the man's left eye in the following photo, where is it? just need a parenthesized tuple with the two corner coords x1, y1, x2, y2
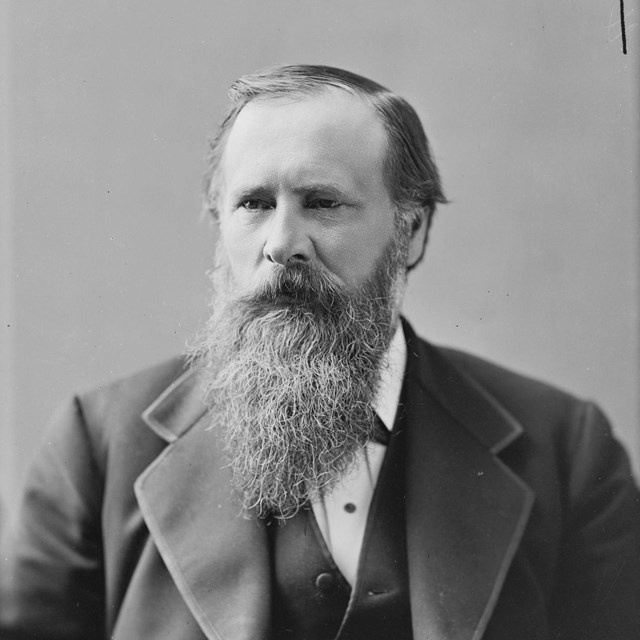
(308, 199, 340, 210)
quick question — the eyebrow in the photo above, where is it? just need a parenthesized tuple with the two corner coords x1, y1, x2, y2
(230, 182, 355, 203)
(230, 186, 275, 203)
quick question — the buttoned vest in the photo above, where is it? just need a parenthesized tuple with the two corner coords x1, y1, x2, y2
(269, 416, 413, 640)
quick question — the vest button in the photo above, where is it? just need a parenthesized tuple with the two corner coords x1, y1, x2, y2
(315, 572, 336, 594)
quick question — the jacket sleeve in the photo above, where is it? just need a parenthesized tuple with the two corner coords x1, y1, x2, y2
(550, 401, 640, 640)
(0, 398, 106, 640)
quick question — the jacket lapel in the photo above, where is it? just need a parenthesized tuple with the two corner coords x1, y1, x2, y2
(134, 368, 271, 640)
(133, 321, 533, 640)
(402, 323, 534, 640)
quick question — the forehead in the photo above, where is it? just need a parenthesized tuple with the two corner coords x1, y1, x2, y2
(218, 90, 390, 196)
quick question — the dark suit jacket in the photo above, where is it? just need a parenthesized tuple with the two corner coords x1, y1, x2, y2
(1, 322, 639, 639)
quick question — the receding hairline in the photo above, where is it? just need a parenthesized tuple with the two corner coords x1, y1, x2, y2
(233, 82, 377, 110)
(207, 83, 396, 205)
(227, 64, 392, 101)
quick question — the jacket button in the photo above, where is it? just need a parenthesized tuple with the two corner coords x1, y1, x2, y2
(315, 572, 336, 594)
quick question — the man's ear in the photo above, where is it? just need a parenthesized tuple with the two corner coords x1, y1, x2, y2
(406, 209, 428, 269)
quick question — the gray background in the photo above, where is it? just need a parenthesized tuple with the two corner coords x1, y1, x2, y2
(1, 1, 638, 513)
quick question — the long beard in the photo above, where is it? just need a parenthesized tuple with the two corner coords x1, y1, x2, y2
(187, 232, 408, 520)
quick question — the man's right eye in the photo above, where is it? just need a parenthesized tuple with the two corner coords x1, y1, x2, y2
(240, 200, 273, 211)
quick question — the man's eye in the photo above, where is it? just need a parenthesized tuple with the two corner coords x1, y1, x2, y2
(241, 200, 273, 211)
(308, 199, 340, 210)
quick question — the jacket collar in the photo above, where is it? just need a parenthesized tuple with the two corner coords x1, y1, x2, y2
(141, 367, 208, 443)
(135, 366, 271, 640)
(401, 320, 533, 640)
(401, 318, 523, 454)
(135, 321, 533, 640)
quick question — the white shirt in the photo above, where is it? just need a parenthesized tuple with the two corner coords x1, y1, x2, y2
(311, 324, 407, 586)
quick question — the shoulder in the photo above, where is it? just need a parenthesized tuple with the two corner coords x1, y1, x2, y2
(432, 343, 616, 458)
(56, 357, 190, 479)
(78, 356, 188, 424)
(436, 344, 583, 425)
(420, 338, 638, 493)
(404, 324, 631, 477)
(402, 319, 576, 407)
(403, 317, 588, 429)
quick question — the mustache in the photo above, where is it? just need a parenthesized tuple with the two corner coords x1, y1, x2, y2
(242, 263, 350, 313)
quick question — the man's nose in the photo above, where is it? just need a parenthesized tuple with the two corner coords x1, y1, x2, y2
(262, 203, 313, 266)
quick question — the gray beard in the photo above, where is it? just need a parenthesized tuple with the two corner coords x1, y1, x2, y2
(187, 232, 408, 520)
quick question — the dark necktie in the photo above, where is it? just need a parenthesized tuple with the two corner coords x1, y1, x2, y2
(372, 415, 391, 446)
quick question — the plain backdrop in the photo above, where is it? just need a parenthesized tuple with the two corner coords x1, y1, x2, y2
(1, 0, 638, 514)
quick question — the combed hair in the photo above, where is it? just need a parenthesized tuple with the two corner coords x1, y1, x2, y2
(204, 64, 447, 269)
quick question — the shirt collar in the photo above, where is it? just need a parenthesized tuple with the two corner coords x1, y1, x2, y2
(373, 322, 407, 433)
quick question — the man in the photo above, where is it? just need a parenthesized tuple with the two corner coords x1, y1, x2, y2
(1, 65, 638, 639)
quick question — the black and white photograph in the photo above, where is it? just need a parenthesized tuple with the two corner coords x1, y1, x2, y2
(1, 2, 638, 638)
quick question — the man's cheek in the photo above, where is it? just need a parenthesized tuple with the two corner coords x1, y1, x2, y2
(219, 237, 255, 287)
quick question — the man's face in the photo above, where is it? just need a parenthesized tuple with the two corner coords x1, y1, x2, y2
(215, 90, 401, 292)
(195, 89, 423, 517)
